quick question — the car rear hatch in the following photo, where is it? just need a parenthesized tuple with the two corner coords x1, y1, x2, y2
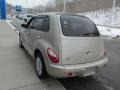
(60, 15, 105, 65)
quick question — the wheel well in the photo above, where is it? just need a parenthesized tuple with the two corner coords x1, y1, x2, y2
(19, 32, 21, 36)
(34, 49, 42, 58)
(34, 49, 48, 77)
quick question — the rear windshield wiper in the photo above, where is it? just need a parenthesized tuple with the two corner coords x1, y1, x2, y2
(83, 32, 99, 36)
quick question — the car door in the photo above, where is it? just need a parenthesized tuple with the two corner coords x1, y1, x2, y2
(23, 17, 36, 53)
(27, 15, 50, 53)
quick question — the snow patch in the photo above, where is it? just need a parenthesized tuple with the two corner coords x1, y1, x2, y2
(97, 25, 120, 38)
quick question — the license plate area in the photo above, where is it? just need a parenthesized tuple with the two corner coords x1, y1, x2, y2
(76, 67, 96, 77)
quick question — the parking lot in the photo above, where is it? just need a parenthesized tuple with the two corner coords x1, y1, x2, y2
(1, 17, 120, 90)
(0, 20, 65, 90)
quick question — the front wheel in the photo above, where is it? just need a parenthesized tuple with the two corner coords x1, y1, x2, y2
(35, 53, 48, 79)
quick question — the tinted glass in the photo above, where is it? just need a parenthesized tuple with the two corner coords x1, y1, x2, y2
(33, 16, 50, 32)
(27, 17, 36, 28)
(60, 15, 100, 37)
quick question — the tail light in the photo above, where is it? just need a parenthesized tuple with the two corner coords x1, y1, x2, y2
(47, 48, 59, 63)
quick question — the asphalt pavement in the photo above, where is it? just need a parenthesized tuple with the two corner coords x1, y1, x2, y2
(59, 39, 120, 90)
(7, 16, 120, 90)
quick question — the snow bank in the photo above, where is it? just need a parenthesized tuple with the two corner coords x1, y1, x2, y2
(79, 7, 120, 28)
(78, 7, 120, 37)
(97, 25, 120, 37)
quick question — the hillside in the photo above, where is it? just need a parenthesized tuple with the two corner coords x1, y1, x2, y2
(34, 0, 120, 13)
(62, 0, 120, 12)
(80, 7, 120, 28)
(6, 0, 120, 14)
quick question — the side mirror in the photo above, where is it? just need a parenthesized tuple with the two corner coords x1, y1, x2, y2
(21, 24, 27, 28)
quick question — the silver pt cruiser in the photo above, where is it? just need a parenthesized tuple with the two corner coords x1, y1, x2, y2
(19, 13, 108, 79)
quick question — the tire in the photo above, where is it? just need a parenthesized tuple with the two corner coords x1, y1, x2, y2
(35, 53, 48, 79)
(19, 34, 24, 48)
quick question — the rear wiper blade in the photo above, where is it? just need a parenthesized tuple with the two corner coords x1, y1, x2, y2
(84, 33, 98, 36)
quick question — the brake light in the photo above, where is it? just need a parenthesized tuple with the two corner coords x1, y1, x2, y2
(47, 48, 59, 63)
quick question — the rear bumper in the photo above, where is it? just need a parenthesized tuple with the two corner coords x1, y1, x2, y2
(47, 57, 108, 78)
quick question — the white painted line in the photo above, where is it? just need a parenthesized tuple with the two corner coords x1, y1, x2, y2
(6, 20, 16, 30)
(103, 84, 114, 90)
(97, 77, 114, 90)
(6, 20, 20, 34)
(6, 20, 12, 23)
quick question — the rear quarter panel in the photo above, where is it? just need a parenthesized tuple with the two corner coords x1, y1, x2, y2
(32, 15, 62, 65)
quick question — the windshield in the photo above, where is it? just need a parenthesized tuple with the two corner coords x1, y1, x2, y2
(60, 15, 100, 37)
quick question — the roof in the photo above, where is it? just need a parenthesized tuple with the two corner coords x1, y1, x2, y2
(35, 12, 89, 19)
(36, 12, 77, 16)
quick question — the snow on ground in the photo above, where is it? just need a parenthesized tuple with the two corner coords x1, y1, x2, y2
(79, 7, 120, 28)
(78, 7, 120, 37)
(97, 25, 120, 38)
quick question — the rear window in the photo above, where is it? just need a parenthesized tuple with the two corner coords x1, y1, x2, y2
(60, 15, 100, 37)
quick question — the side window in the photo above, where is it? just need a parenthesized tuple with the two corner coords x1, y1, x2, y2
(43, 16, 50, 32)
(27, 17, 36, 28)
(28, 20, 35, 28)
(33, 17, 44, 31)
(33, 16, 50, 32)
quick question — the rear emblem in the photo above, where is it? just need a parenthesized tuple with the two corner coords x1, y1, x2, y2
(86, 51, 91, 55)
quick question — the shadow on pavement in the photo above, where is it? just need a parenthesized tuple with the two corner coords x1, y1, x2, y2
(58, 76, 109, 90)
